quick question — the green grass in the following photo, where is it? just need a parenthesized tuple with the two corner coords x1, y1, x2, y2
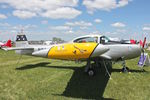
(0, 50, 150, 100)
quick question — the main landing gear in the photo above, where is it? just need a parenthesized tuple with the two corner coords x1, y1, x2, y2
(84, 59, 112, 77)
(121, 61, 130, 73)
(84, 60, 95, 76)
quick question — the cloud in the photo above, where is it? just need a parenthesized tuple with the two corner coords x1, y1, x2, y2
(91, 31, 100, 34)
(13, 10, 36, 19)
(142, 27, 150, 31)
(0, 0, 81, 19)
(49, 26, 71, 31)
(65, 21, 92, 30)
(41, 20, 48, 24)
(80, 26, 90, 30)
(0, 0, 79, 11)
(94, 19, 102, 23)
(23, 24, 37, 29)
(1, 5, 9, 9)
(117, 0, 129, 8)
(65, 21, 92, 27)
(111, 22, 126, 28)
(0, 13, 7, 19)
(41, 7, 81, 19)
(116, 29, 127, 33)
(49, 21, 93, 35)
(0, 23, 10, 27)
(0, 23, 38, 41)
(9, 24, 37, 31)
(83, 0, 130, 13)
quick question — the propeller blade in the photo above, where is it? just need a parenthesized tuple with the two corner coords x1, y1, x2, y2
(142, 37, 146, 48)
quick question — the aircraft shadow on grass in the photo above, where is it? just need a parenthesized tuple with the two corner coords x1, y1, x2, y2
(16, 62, 146, 100)
(16, 62, 50, 70)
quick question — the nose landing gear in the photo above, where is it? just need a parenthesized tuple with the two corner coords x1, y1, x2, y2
(121, 61, 130, 73)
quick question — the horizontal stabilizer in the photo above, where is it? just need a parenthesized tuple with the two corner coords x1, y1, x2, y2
(2, 47, 34, 51)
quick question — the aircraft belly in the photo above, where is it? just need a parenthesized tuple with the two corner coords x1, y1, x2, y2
(48, 43, 97, 60)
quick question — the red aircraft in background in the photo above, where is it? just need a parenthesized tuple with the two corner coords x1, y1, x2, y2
(0, 40, 12, 48)
(130, 37, 146, 48)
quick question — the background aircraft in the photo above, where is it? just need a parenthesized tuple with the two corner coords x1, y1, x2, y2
(0, 40, 12, 49)
(2, 33, 146, 76)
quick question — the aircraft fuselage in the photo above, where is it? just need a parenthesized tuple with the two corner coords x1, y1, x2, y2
(100, 44, 141, 60)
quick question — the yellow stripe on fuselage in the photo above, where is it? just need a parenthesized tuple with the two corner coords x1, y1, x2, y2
(48, 43, 98, 60)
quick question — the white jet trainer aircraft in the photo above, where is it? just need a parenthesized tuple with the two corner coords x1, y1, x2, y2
(3, 33, 145, 76)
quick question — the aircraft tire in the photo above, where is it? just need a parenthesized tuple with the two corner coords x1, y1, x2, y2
(87, 69, 95, 76)
(121, 67, 130, 73)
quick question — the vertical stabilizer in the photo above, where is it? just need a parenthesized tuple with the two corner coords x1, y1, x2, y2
(5, 40, 12, 47)
(16, 33, 28, 47)
(15, 32, 33, 55)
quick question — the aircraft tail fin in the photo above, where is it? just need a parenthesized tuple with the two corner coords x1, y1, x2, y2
(16, 33, 29, 47)
(5, 39, 12, 47)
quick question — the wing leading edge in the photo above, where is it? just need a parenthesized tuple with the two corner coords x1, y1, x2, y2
(2, 47, 34, 51)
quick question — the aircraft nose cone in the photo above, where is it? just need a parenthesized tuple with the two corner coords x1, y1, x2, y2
(32, 49, 49, 58)
(91, 44, 109, 57)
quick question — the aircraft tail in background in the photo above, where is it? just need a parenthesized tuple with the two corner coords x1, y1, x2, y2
(5, 40, 12, 47)
(0, 40, 12, 48)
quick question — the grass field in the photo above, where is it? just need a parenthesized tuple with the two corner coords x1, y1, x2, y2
(0, 50, 150, 100)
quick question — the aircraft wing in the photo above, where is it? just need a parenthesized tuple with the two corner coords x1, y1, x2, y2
(2, 47, 34, 51)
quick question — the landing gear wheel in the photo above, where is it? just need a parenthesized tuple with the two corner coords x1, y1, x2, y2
(87, 69, 95, 76)
(121, 67, 130, 73)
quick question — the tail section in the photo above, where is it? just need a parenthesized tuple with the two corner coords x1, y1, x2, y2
(16, 34, 29, 47)
(1, 31, 33, 56)
(15, 33, 32, 55)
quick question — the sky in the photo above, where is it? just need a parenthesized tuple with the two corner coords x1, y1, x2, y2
(0, 0, 150, 41)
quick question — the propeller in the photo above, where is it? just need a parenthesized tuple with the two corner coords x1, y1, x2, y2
(142, 37, 146, 49)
